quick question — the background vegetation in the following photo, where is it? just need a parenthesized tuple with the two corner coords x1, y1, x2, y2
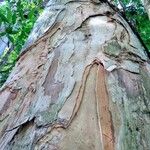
(0, 0, 43, 86)
(114, 0, 150, 49)
(0, 0, 150, 87)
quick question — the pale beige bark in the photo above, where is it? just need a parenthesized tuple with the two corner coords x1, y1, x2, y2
(0, 0, 150, 150)
(142, 0, 150, 18)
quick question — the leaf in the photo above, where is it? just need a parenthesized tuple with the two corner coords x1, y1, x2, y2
(6, 6, 12, 23)
(12, 13, 17, 24)
(0, 11, 9, 23)
(5, 26, 13, 34)
(7, 35, 14, 43)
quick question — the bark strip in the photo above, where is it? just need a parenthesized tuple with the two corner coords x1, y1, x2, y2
(96, 64, 115, 150)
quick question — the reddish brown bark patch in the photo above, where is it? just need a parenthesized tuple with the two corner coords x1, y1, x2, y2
(96, 64, 115, 150)
(43, 49, 64, 104)
(0, 88, 18, 115)
(117, 69, 140, 98)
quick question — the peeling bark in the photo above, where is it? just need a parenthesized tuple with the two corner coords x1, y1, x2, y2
(0, 0, 150, 150)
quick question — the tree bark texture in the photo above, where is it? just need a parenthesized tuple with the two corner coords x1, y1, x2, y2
(0, 0, 150, 150)
(142, 0, 150, 19)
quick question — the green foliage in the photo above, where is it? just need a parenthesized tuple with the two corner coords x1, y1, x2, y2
(127, 5, 150, 50)
(114, 0, 150, 50)
(0, 0, 43, 87)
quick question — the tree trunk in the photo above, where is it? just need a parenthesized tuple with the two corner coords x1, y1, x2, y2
(142, 0, 150, 19)
(0, 1, 150, 150)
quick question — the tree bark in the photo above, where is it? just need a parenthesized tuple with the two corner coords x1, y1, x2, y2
(142, 0, 150, 19)
(0, 0, 150, 150)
